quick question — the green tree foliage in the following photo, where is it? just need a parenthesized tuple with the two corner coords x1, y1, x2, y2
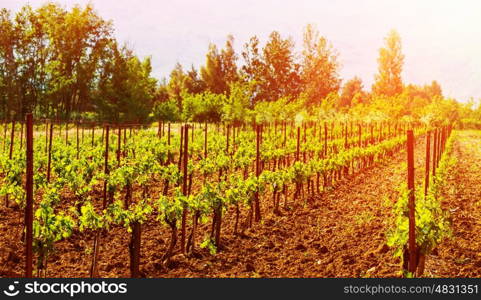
(241, 32, 302, 104)
(153, 99, 180, 122)
(184, 65, 206, 94)
(339, 76, 366, 108)
(152, 79, 180, 122)
(261, 31, 302, 102)
(93, 46, 157, 123)
(253, 96, 304, 123)
(0, 8, 17, 119)
(222, 81, 254, 124)
(167, 63, 187, 110)
(200, 35, 238, 95)
(425, 80, 443, 99)
(162, 64, 206, 115)
(0, 3, 156, 122)
(182, 91, 226, 122)
(241, 36, 262, 105)
(301, 24, 341, 106)
(1, 3, 470, 126)
(372, 29, 404, 97)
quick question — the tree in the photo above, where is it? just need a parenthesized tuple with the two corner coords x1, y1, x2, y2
(154, 79, 169, 103)
(339, 77, 365, 107)
(153, 99, 180, 122)
(181, 91, 226, 122)
(0, 3, 172, 121)
(200, 35, 238, 95)
(152, 79, 179, 121)
(372, 29, 404, 97)
(301, 24, 341, 106)
(425, 80, 443, 99)
(184, 65, 206, 94)
(39, 3, 113, 119)
(241, 35, 263, 105)
(222, 81, 253, 124)
(0, 8, 17, 119)
(220, 35, 238, 86)
(262, 31, 302, 102)
(93, 44, 157, 123)
(241, 32, 301, 104)
(167, 62, 186, 109)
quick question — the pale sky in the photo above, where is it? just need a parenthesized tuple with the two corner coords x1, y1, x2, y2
(3, 0, 481, 102)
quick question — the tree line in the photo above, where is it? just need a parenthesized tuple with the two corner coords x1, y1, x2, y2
(0, 3, 155, 123)
(0, 3, 457, 125)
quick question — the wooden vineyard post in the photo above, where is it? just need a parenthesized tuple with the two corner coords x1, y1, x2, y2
(379, 122, 383, 143)
(178, 126, 184, 170)
(324, 122, 328, 157)
(358, 123, 362, 147)
(20, 122, 24, 150)
(296, 126, 300, 161)
(25, 113, 33, 278)
(191, 123, 194, 142)
(167, 123, 171, 163)
(47, 121, 54, 183)
(440, 128, 444, 154)
(215, 122, 224, 247)
(349, 121, 354, 141)
(117, 126, 121, 166)
(303, 123, 306, 143)
(424, 131, 431, 196)
(438, 128, 443, 165)
(181, 125, 189, 253)
(436, 129, 440, 165)
(232, 125, 236, 152)
(358, 123, 362, 173)
(436, 129, 440, 167)
(254, 124, 262, 223)
(331, 122, 334, 141)
(438, 127, 442, 157)
(130, 221, 141, 278)
(9, 119, 15, 160)
(3, 120, 7, 152)
(123, 127, 127, 158)
(432, 129, 438, 177)
(406, 130, 417, 275)
(126, 158, 140, 278)
(103, 124, 110, 209)
(91, 124, 95, 148)
(65, 122, 69, 145)
(302, 124, 306, 162)
(226, 124, 230, 155)
(370, 124, 374, 145)
(434, 129, 439, 169)
(204, 122, 208, 158)
(45, 119, 48, 153)
(443, 127, 447, 151)
(76, 122, 80, 159)
(5, 121, 14, 207)
(168, 122, 171, 146)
